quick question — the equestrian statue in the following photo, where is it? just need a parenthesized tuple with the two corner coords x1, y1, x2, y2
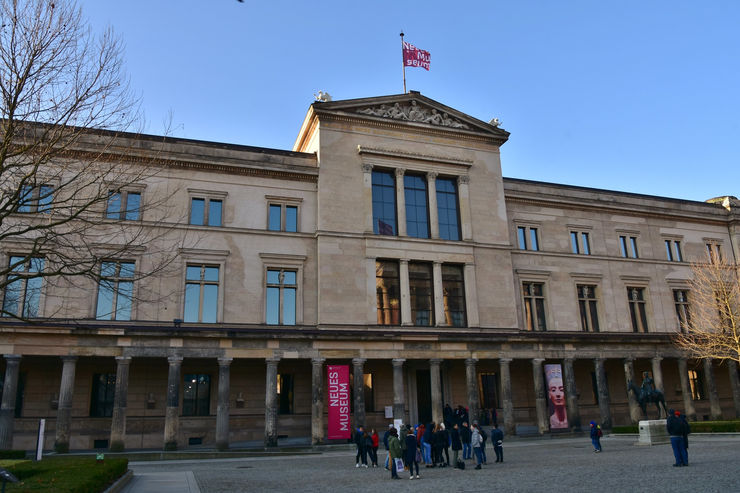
(627, 371, 668, 419)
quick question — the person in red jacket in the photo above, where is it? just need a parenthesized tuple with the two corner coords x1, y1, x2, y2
(370, 428, 380, 467)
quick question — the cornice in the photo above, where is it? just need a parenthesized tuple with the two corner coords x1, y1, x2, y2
(357, 145, 473, 167)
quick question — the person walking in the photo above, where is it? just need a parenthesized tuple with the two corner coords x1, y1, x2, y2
(450, 422, 462, 468)
(369, 428, 379, 467)
(491, 423, 504, 463)
(471, 422, 484, 470)
(404, 427, 421, 480)
(355, 426, 367, 467)
(666, 409, 688, 466)
(389, 428, 403, 479)
(589, 421, 602, 453)
(460, 421, 472, 460)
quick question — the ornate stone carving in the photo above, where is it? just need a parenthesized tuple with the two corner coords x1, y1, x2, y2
(457, 175, 470, 185)
(361, 163, 373, 173)
(356, 100, 470, 129)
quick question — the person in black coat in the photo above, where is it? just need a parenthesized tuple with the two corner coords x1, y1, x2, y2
(450, 423, 463, 467)
(404, 428, 420, 479)
(460, 421, 472, 460)
(355, 426, 367, 467)
(440, 423, 451, 466)
(491, 424, 504, 463)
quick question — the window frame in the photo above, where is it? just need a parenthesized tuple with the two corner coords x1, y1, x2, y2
(95, 260, 136, 321)
(89, 373, 116, 417)
(17, 183, 55, 214)
(617, 232, 640, 258)
(408, 261, 434, 326)
(260, 253, 306, 326)
(435, 176, 461, 241)
(404, 173, 430, 239)
(673, 289, 691, 332)
(183, 373, 211, 417)
(576, 284, 600, 332)
(663, 238, 683, 262)
(265, 195, 302, 233)
(626, 286, 649, 333)
(188, 189, 227, 227)
(376, 259, 401, 326)
(105, 183, 146, 221)
(570, 230, 591, 255)
(1, 255, 45, 318)
(441, 263, 466, 327)
(181, 260, 225, 324)
(371, 169, 398, 236)
(521, 280, 548, 331)
(704, 239, 723, 264)
(515, 223, 540, 251)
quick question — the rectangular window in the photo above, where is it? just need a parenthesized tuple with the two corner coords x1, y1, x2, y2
(571, 231, 591, 255)
(409, 262, 433, 326)
(627, 287, 648, 332)
(436, 177, 460, 241)
(665, 240, 683, 262)
(673, 289, 690, 332)
(106, 190, 141, 220)
(577, 285, 599, 332)
(96, 261, 135, 321)
(619, 235, 639, 258)
(517, 226, 539, 251)
(17, 184, 54, 213)
(404, 174, 429, 238)
(478, 373, 499, 410)
(522, 282, 547, 331)
(266, 269, 297, 325)
(184, 265, 219, 323)
(190, 197, 222, 227)
(183, 374, 211, 416)
(2, 256, 44, 318)
(363, 373, 375, 412)
(376, 260, 400, 325)
(706, 243, 722, 263)
(371, 170, 397, 235)
(442, 264, 466, 327)
(277, 373, 294, 414)
(268, 203, 299, 232)
(688, 369, 705, 400)
(90, 373, 116, 417)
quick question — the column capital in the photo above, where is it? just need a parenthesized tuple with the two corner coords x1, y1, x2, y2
(532, 358, 545, 364)
(265, 357, 281, 366)
(167, 355, 183, 365)
(115, 356, 132, 365)
(218, 357, 233, 367)
(311, 357, 326, 365)
(499, 358, 513, 364)
(399, 258, 409, 265)
(593, 357, 606, 364)
(432, 260, 443, 266)
(352, 358, 366, 366)
(623, 357, 635, 364)
(465, 358, 478, 367)
(652, 356, 663, 362)
(361, 163, 373, 173)
(394, 167, 405, 178)
(3, 354, 21, 364)
(426, 171, 438, 181)
(392, 358, 406, 367)
(563, 357, 575, 363)
(429, 358, 443, 366)
(457, 175, 470, 185)
(61, 355, 78, 363)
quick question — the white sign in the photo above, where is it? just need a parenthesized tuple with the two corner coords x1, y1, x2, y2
(384, 406, 393, 418)
(35, 419, 45, 461)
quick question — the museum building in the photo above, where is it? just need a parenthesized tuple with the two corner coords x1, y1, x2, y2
(1, 92, 739, 452)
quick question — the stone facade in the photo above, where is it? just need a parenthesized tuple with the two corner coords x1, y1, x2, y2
(1, 92, 739, 451)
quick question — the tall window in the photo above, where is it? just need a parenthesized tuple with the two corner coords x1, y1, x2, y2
(18, 184, 54, 213)
(478, 373, 499, 410)
(371, 170, 397, 235)
(522, 282, 547, 331)
(277, 373, 294, 414)
(627, 287, 648, 332)
(665, 240, 683, 262)
(268, 203, 298, 232)
(96, 261, 134, 321)
(570, 231, 591, 255)
(2, 256, 44, 318)
(190, 197, 222, 227)
(706, 242, 722, 263)
(106, 190, 141, 220)
(517, 226, 539, 251)
(688, 369, 705, 400)
(619, 235, 639, 258)
(376, 260, 400, 325)
(266, 269, 297, 325)
(442, 264, 466, 327)
(183, 374, 210, 416)
(90, 373, 116, 417)
(349, 373, 375, 412)
(409, 262, 433, 326)
(404, 175, 429, 238)
(577, 285, 599, 332)
(184, 265, 219, 323)
(436, 178, 460, 241)
(673, 289, 690, 332)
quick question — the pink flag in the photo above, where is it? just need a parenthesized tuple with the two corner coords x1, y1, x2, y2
(327, 365, 351, 439)
(403, 41, 430, 71)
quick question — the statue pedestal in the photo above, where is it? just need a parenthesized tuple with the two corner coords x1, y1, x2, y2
(637, 419, 668, 446)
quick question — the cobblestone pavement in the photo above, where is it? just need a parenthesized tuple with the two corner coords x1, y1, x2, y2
(125, 435, 740, 493)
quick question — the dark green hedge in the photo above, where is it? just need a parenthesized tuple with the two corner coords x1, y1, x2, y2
(4, 456, 128, 493)
(0, 450, 26, 460)
(611, 425, 639, 434)
(611, 420, 740, 434)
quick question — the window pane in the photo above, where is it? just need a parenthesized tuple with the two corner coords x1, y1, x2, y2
(119, 262, 135, 278)
(106, 192, 121, 219)
(186, 265, 201, 281)
(116, 281, 133, 321)
(404, 175, 429, 239)
(203, 266, 219, 282)
(409, 262, 433, 326)
(267, 270, 280, 284)
(125, 192, 141, 220)
(208, 200, 222, 226)
(285, 206, 298, 232)
(589, 300, 600, 331)
(436, 178, 459, 241)
(619, 236, 627, 257)
(630, 237, 639, 258)
(665, 240, 673, 261)
(582, 233, 590, 255)
(675, 241, 683, 262)
(283, 287, 296, 325)
(570, 232, 579, 254)
(376, 261, 400, 325)
(100, 261, 117, 278)
(517, 227, 527, 250)
(183, 284, 200, 322)
(190, 198, 205, 225)
(266, 286, 280, 324)
(23, 277, 43, 318)
(38, 186, 53, 213)
(530, 228, 539, 251)
(201, 284, 218, 323)
(283, 271, 296, 285)
(29, 258, 44, 273)
(268, 204, 282, 231)
(96, 280, 115, 320)
(18, 185, 33, 212)
(371, 170, 396, 235)
(535, 299, 547, 330)
(442, 264, 465, 327)
(2, 278, 22, 316)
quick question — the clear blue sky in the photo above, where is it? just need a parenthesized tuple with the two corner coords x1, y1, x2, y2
(78, 0, 740, 202)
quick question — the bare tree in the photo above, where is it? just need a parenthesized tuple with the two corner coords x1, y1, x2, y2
(0, 0, 181, 320)
(674, 257, 740, 364)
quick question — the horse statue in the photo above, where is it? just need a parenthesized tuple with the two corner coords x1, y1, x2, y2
(627, 379, 668, 419)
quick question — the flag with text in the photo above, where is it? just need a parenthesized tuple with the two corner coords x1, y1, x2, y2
(403, 41, 430, 71)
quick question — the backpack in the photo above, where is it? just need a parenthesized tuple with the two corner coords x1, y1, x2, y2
(597, 426, 603, 438)
(480, 428, 488, 442)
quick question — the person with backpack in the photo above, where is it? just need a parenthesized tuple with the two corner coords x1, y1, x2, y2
(589, 421, 602, 452)
(477, 420, 488, 464)
(471, 422, 484, 470)
(491, 423, 504, 463)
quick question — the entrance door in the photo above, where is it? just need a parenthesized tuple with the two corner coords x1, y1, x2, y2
(416, 369, 432, 424)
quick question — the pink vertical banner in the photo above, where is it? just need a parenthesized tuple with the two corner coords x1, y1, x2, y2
(327, 364, 351, 439)
(545, 364, 569, 430)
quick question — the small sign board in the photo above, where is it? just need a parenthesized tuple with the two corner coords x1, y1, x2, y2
(384, 406, 393, 418)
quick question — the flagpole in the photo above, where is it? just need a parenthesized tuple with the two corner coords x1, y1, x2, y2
(400, 31, 406, 93)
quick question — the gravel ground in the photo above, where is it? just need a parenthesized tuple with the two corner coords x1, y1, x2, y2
(126, 435, 740, 493)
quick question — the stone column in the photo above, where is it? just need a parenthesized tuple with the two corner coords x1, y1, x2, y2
(109, 356, 131, 452)
(651, 356, 664, 393)
(457, 175, 472, 240)
(499, 358, 515, 436)
(0, 355, 21, 450)
(399, 259, 412, 326)
(163, 355, 183, 451)
(703, 358, 723, 420)
(395, 168, 407, 236)
(622, 358, 642, 423)
(265, 357, 280, 447)
(433, 261, 445, 326)
(352, 358, 366, 429)
(216, 357, 232, 451)
(562, 358, 581, 430)
(727, 359, 740, 418)
(593, 358, 612, 429)
(465, 358, 480, 425)
(430, 359, 443, 425)
(427, 171, 439, 239)
(532, 358, 548, 434)
(677, 358, 696, 421)
(463, 263, 479, 327)
(311, 357, 325, 445)
(362, 163, 374, 233)
(54, 356, 78, 453)
(392, 359, 406, 422)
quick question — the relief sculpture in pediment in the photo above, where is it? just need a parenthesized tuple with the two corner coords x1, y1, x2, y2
(356, 100, 470, 129)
